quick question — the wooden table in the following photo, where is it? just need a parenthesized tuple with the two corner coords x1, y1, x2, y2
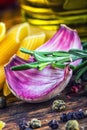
(0, 91, 87, 130)
(0, 6, 87, 130)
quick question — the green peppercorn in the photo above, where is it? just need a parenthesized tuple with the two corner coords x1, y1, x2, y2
(0, 96, 6, 109)
(52, 100, 66, 112)
(65, 120, 80, 130)
(30, 118, 41, 129)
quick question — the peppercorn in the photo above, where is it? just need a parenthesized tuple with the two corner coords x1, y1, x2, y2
(48, 119, 59, 129)
(19, 119, 29, 130)
(60, 110, 85, 122)
(60, 113, 68, 122)
(0, 96, 6, 109)
(65, 120, 80, 130)
(52, 100, 66, 112)
(30, 118, 41, 129)
(76, 110, 85, 119)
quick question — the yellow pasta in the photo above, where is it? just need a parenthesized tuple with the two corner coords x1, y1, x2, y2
(0, 22, 30, 65)
(1, 22, 55, 96)
(0, 65, 5, 90)
(0, 22, 6, 42)
(3, 82, 11, 96)
(17, 32, 46, 60)
(29, 25, 56, 41)
(0, 121, 5, 130)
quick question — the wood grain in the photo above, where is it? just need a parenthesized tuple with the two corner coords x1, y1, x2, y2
(0, 92, 87, 130)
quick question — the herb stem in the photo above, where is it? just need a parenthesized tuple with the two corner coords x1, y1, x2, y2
(11, 48, 87, 72)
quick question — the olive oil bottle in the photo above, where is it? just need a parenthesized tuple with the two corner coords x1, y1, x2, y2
(20, 0, 87, 40)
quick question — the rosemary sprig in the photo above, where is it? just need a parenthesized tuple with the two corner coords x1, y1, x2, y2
(11, 47, 87, 80)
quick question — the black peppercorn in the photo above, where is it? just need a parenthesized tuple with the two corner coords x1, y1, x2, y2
(0, 96, 6, 109)
(60, 113, 68, 122)
(48, 119, 59, 129)
(19, 119, 29, 130)
(76, 110, 85, 119)
(60, 110, 85, 122)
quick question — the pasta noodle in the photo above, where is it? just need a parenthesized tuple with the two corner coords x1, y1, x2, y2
(0, 22, 6, 42)
(0, 22, 30, 64)
(0, 65, 5, 90)
(17, 32, 46, 60)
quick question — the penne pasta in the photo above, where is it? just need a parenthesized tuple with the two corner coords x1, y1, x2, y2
(17, 32, 46, 60)
(0, 22, 6, 42)
(0, 65, 5, 90)
(0, 22, 30, 64)
(3, 82, 11, 96)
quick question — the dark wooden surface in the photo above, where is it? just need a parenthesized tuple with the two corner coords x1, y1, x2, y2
(0, 92, 87, 130)
(0, 6, 87, 130)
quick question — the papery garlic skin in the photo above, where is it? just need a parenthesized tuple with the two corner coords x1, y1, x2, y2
(37, 24, 82, 52)
(37, 24, 82, 66)
(4, 24, 82, 102)
(5, 56, 72, 103)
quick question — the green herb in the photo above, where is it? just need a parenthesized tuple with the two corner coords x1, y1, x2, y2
(11, 47, 87, 80)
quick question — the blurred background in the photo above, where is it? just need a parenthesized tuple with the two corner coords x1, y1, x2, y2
(0, 0, 21, 29)
(0, 0, 87, 41)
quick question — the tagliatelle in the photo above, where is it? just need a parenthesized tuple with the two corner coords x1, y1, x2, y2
(0, 22, 6, 42)
(0, 22, 30, 64)
(17, 33, 46, 60)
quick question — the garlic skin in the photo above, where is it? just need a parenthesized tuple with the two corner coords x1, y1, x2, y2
(37, 24, 82, 66)
(4, 24, 82, 103)
(5, 56, 72, 103)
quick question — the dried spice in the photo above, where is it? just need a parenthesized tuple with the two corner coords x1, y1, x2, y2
(0, 96, 6, 109)
(52, 100, 66, 112)
(48, 119, 59, 129)
(70, 80, 82, 94)
(30, 118, 41, 129)
(60, 110, 85, 122)
(19, 119, 30, 130)
(65, 120, 80, 130)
